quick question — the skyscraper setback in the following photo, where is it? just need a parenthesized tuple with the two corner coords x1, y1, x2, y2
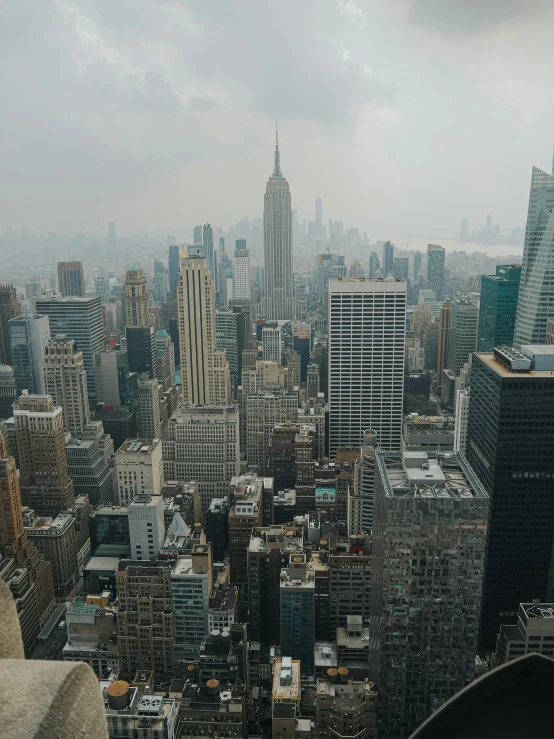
(513, 166, 554, 346)
(261, 128, 294, 320)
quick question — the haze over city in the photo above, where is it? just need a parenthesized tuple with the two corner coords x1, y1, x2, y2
(3, 0, 554, 235)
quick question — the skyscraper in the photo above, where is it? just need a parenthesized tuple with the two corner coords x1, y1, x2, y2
(137, 375, 162, 440)
(124, 268, 149, 327)
(233, 240, 252, 300)
(477, 265, 521, 352)
(413, 251, 422, 282)
(168, 244, 180, 297)
(513, 166, 554, 346)
(426, 244, 445, 300)
(368, 252, 380, 278)
(125, 325, 156, 379)
(0, 284, 21, 365)
(8, 315, 50, 395)
(261, 128, 294, 321)
(36, 297, 103, 406)
(383, 242, 394, 278)
(201, 223, 216, 287)
(466, 346, 554, 649)
(446, 298, 479, 376)
(177, 250, 231, 405)
(370, 450, 488, 738)
(280, 555, 315, 674)
(41, 335, 90, 435)
(57, 261, 85, 298)
(328, 278, 406, 458)
(13, 392, 75, 517)
(315, 197, 323, 228)
(436, 300, 451, 392)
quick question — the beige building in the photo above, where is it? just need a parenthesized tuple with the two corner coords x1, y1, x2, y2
(13, 392, 75, 517)
(124, 268, 149, 328)
(115, 438, 164, 506)
(138, 376, 162, 440)
(41, 335, 90, 435)
(162, 404, 240, 522)
(246, 390, 298, 474)
(116, 560, 175, 680)
(177, 251, 230, 405)
(24, 509, 79, 599)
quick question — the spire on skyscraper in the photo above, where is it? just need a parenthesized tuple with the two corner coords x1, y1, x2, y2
(272, 120, 283, 179)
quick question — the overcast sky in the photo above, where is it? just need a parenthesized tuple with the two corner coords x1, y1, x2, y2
(2, 0, 554, 236)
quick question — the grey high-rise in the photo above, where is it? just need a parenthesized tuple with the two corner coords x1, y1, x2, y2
(383, 241, 394, 278)
(261, 127, 294, 320)
(36, 297, 103, 406)
(445, 298, 478, 376)
(9, 314, 51, 395)
(427, 244, 445, 300)
(513, 166, 554, 346)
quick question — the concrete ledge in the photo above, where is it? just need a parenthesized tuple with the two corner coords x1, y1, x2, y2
(1, 659, 108, 739)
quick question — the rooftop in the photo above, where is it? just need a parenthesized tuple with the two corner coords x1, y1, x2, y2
(478, 350, 554, 378)
(85, 556, 120, 572)
(172, 556, 193, 576)
(116, 438, 157, 455)
(377, 450, 488, 500)
(272, 658, 301, 701)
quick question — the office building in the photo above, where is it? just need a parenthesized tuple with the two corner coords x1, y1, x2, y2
(402, 414, 455, 451)
(95, 407, 137, 453)
(62, 599, 119, 678)
(172, 545, 213, 660)
(200, 223, 217, 286)
(261, 128, 295, 321)
(89, 505, 130, 558)
(36, 297, 103, 405)
(125, 325, 156, 379)
(155, 329, 176, 391)
(280, 555, 315, 674)
(477, 265, 521, 351)
(205, 498, 230, 562)
(168, 243, 180, 297)
(216, 310, 240, 391)
(233, 239, 252, 300)
(24, 510, 80, 599)
(94, 348, 139, 411)
(0, 365, 16, 419)
(57, 261, 85, 298)
(137, 376, 162, 440)
(426, 244, 445, 301)
(13, 392, 75, 517)
(453, 387, 470, 454)
(0, 284, 21, 365)
(124, 268, 149, 327)
(229, 475, 264, 588)
(370, 450, 489, 738)
(262, 324, 282, 363)
(218, 248, 234, 308)
(446, 299, 479, 376)
(494, 603, 554, 665)
(246, 390, 298, 474)
(514, 166, 554, 346)
(368, 252, 380, 278)
(162, 404, 240, 522)
(248, 524, 304, 644)
(435, 300, 451, 391)
(413, 251, 422, 282)
(383, 241, 394, 278)
(103, 681, 180, 739)
(66, 422, 115, 506)
(9, 314, 50, 396)
(41, 335, 90, 435)
(466, 346, 554, 649)
(317, 253, 347, 298)
(94, 274, 111, 304)
(328, 278, 406, 457)
(128, 493, 165, 561)
(116, 560, 175, 680)
(394, 257, 409, 280)
(115, 438, 164, 507)
(177, 251, 231, 405)
(315, 678, 378, 739)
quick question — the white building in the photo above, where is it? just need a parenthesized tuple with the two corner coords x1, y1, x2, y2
(115, 438, 164, 506)
(233, 239, 252, 300)
(177, 251, 231, 405)
(328, 278, 406, 457)
(41, 334, 90, 435)
(262, 325, 282, 364)
(162, 404, 240, 522)
(128, 493, 166, 561)
(172, 545, 212, 660)
(453, 387, 470, 454)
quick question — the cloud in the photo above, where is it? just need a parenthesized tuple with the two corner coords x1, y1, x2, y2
(404, 0, 550, 35)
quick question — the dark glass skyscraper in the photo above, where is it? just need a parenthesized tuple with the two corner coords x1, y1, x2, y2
(383, 241, 394, 278)
(125, 325, 156, 379)
(466, 346, 554, 649)
(514, 166, 554, 347)
(477, 265, 521, 352)
(427, 244, 445, 301)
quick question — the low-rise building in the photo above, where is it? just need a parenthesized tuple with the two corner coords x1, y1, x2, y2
(402, 413, 455, 450)
(494, 603, 554, 665)
(62, 598, 118, 678)
(272, 658, 301, 712)
(24, 509, 79, 598)
(102, 679, 180, 739)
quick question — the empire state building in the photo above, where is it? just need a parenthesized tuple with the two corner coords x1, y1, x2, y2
(261, 128, 294, 321)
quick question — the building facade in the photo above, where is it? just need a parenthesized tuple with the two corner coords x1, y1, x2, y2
(57, 261, 85, 298)
(426, 244, 445, 301)
(477, 265, 521, 352)
(42, 335, 90, 435)
(9, 314, 50, 396)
